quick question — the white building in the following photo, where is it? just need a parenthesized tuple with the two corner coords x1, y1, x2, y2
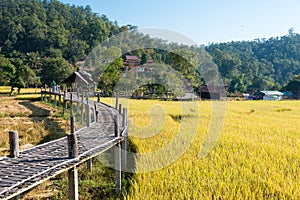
(260, 91, 283, 100)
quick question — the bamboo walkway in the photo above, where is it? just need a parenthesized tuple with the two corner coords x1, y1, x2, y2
(0, 91, 128, 200)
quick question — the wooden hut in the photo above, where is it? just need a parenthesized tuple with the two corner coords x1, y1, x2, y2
(62, 71, 95, 92)
(123, 55, 140, 70)
(198, 84, 227, 99)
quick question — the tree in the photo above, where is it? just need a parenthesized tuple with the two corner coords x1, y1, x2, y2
(0, 55, 15, 85)
(11, 77, 25, 95)
(247, 76, 274, 93)
(164, 46, 201, 88)
(285, 75, 300, 98)
(102, 46, 122, 62)
(8, 57, 36, 94)
(228, 74, 246, 94)
(97, 58, 123, 95)
(2, 0, 300, 95)
(140, 53, 149, 65)
(18, 65, 37, 88)
(41, 57, 75, 84)
(26, 52, 42, 75)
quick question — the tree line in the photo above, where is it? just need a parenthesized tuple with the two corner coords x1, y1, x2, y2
(0, 0, 299, 97)
(0, 0, 126, 93)
(205, 28, 300, 95)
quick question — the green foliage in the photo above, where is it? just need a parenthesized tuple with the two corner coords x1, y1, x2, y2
(285, 74, 300, 98)
(41, 57, 75, 84)
(0, 0, 121, 57)
(97, 58, 123, 96)
(0, 55, 15, 85)
(102, 46, 122, 62)
(206, 31, 300, 93)
(140, 53, 149, 65)
(0, 0, 122, 87)
(228, 74, 246, 93)
(1, 0, 300, 95)
(165, 47, 201, 88)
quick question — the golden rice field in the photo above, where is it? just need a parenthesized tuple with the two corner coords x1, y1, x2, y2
(0, 86, 41, 95)
(0, 89, 299, 199)
(101, 99, 300, 199)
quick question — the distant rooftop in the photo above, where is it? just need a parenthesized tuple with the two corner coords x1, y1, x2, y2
(62, 71, 94, 85)
(125, 55, 139, 60)
(260, 91, 283, 96)
(147, 59, 154, 63)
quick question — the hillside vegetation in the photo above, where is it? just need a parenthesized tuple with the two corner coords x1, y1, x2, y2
(206, 29, 300, 93)
(0, 0, 300, 96)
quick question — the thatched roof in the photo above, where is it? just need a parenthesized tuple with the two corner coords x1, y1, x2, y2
(62, 71, 94, 85)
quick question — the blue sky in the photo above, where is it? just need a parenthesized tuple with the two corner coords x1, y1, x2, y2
(60, 0, 300, 45)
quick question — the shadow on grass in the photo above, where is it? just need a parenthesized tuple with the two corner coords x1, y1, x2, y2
(19, 101, 66, 144)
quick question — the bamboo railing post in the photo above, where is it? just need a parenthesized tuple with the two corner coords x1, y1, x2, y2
(118, 104, 122, 114)
(87, 159, 92, 172)
(67, 116, 78, 158)
(122, 108, 126, 127)
(86, 93, 90, 127)
(68, 167, 78, 200)
(92, 102, 96, 123)
(40, 88, 43, 101)
(115, 96, 119, 109)
(67, 116, 79, 199)
(8, 131, 19, 158)
(58, 93, 61, 106)
(115, 141, 121, 194)
(63, 90, 67, 115)
(54, 94, 57, 107)
(42, 91, 45, 102)
(70, 93, 73, 117)
(76, 91, 80, 112)
(44, 92, 47, 103)
(114, 115, 119, 137)
(114, 115, 121, 193)
(94, 102, 98, 123)
(70, 116, 75, 133)
(49, 93, 52, 104)
(80, 93, 84, 124)
(122, 108, 128, 171)
(97, 93, 100, 103)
